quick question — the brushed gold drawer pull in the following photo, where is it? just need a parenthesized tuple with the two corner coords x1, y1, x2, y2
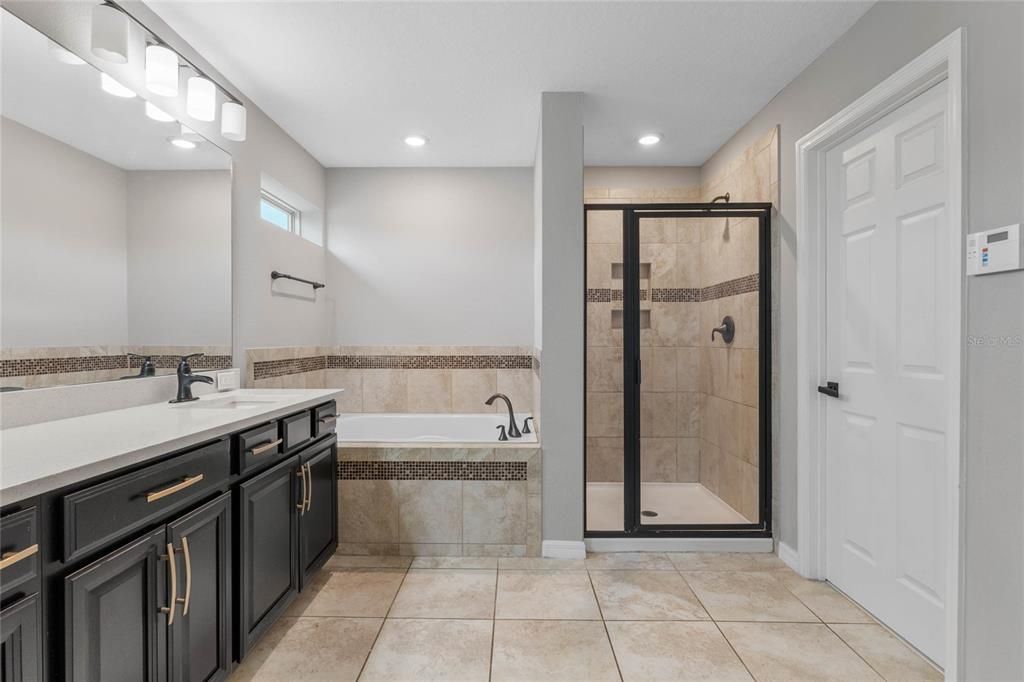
(146, 474, 204, 503)
(177, 536, 193, 616)
(0, 544, 38, 570)
(249, 438, 282, 456)
(160, 542, 177, 625)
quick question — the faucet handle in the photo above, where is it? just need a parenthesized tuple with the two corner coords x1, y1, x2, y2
(177, 353, 204, 374)
(496, 425, 508, 442)
(522, 417, 534, 434)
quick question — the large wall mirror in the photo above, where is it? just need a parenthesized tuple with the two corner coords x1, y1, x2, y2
(1, 10, 232, 390)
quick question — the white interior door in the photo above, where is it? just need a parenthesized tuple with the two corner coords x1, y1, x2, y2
(824, 79, 951, 666)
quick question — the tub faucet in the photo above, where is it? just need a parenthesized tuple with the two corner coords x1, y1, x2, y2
(485, 393, 522, 438)
(170, 353, 215, 403)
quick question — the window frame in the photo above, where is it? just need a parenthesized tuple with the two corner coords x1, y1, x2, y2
(260, 189, 301, 235)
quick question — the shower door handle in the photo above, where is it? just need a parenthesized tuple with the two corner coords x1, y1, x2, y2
(817, 381, 840, 398)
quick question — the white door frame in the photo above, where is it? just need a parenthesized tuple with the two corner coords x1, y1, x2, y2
(795, 28, 964, 677)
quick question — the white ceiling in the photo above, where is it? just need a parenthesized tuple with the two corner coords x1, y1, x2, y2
(149, 1, 872, 167)
(1, 10, 229, 171)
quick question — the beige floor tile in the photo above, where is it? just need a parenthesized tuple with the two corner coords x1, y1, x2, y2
(495, 570, 602, 620)
(231, 616, 381, 681)
(410, 556, 498, 569)
(590, 570, 710, 621)
(490, 620, 620, 682)
(324, 554, 411, 569)
(585, 552, 676, 570)
(831, 624, 942, 681)
(360, 618, 492, 681)
(719, 622, 882, 681)
(774, 573, 875, 624)
(498, 557, 586, 570)
(389, 569, 496, 619)
(606, 621, 752, 681)
(667, 551, 784, 572)
(286, 569, 405, 618)
(682, 571, 819, 622)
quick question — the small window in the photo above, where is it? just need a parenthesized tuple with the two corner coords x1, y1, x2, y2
(260, 190, 300, 234)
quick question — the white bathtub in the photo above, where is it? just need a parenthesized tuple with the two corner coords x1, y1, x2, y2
(337, 412, 537, 444)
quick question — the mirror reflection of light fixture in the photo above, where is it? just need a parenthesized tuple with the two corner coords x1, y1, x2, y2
(100, 72, 135, 98)
(168, 137, 196, 150)
(220, 102, 246, 141)
(48, 41, 85, 65)
(145, 102, 175, 122)
(186, 76, 216, 122)
(91, 3, 130, 64)
(145, 44, 178, 97)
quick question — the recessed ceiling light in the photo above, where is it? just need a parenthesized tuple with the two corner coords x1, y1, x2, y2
(100, 72, 135, 98)
(168, 137, 196, 150)
(404, 135, 428, 147)
(638, 134, 662, 146)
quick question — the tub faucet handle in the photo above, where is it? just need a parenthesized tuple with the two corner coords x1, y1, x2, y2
(522, 417, 534, 434)
(496, 424, 508, 442)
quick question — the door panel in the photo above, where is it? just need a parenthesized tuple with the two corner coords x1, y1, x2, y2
(299, 443, 338, 588)
(64, 527, 168, 682)
(825, 80, 950, 665)
(1, 593, 41, 682)
(168, 492, 232, 682)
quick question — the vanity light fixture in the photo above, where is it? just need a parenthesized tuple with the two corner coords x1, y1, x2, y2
(91, 3, 130, 64)
(145, 44, 178, 97)
(186, 76, 216, 122)
(48, 41, 85, 65)
(168, 137, 196, 150)
(100, 72, 136, 98)
(145, 102, 175, 122)
(221, 101, 247, 141)
(638, 133, 662, 146)
(404, 135, 428, 147)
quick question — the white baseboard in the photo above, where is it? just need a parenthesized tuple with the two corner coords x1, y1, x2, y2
(777, 541, 800, 572)
(585, 537, 774, 553)
(541, 540, 587, 559)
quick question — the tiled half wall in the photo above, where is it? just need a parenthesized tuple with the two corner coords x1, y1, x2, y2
(336, 447, 542, 557)
(248, 346, 538, 416)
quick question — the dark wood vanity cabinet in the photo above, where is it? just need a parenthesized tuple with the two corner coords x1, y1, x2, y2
(0, 399, 336, 682)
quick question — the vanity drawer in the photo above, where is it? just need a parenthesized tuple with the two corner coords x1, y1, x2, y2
(62, 439, 230, 562)
(1, 507, 39, 603)
(282, 411, 312, 451)
(313, 401, 337, 437)
(236, 421, 284, 474)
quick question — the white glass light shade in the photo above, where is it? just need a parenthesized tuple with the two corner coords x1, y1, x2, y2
(145, 45, 178, 96)
(186, 76, 216, 122)
(91, 4, 129, 64)
(145, 102, 175, 122)
(168, 137, 196, 149)
(100, 72, 135, 98)
(220, 102, 247, 141)
(49, 41, 85, 65)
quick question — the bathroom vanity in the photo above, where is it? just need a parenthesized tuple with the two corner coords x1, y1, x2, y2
(0, 390, 341, 680)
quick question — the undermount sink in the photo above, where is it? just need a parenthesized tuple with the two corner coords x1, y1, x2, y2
(176, 395, 301, 410)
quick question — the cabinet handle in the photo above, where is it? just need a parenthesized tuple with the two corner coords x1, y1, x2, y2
(146, 474, 204, 503)
(176, 536, 192, 616)
(0, 544, 38, 570)
(161, 542, 177, 625)
(318, 415, 338, 426)
(304, 463, 313, 513)
(296, 465, 307, 515)
(248, 438, 282, 456)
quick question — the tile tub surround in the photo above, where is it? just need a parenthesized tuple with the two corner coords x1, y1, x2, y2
(0, 345, 231, 390)
(335, 446, 542, 557)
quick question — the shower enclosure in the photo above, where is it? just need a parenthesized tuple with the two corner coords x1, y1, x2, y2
(584, 202, 772, 537)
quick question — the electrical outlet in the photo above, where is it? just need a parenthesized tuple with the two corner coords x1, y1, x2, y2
(216, 369, 240, 391)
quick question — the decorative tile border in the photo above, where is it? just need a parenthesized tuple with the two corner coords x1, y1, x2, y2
(253, 356, 327, 380)
(327, 354, 533, 370)
(586, 273, 759, 305)
(0, 355, 127, 378)
(338, 460, 527, 481)
(129, 355, 232, 371)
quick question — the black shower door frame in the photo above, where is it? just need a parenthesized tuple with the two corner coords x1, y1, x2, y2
(583, 203, 773, 538)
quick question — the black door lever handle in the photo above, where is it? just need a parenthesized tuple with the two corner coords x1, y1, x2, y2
(817, 381, 840, 398)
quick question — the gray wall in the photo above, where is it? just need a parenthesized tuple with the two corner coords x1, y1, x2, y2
(701, 3, 1023, 678)
(536, 92, 585, 544)
(324, 167, 534, 346)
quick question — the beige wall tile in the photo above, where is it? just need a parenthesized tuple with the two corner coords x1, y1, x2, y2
(587, 209, 623, 243)
(407, 369, 452, 413)
(362, 369, 408, 412)
(496, 369, 533, 416)
(677, 391, 702, 437)
(587, 437, 624, 482)
(677, 438, 700, 482)
(736, 404, 759, 466)
(640, 347, 676, 392)
(700, 440, 721, 494)
(451, 369, 497, 413)
(587, 302, 620, 348)
(677, 347, 701, 391)
(641, 438, 677, 482)
(587, 392, 624, 438)
(463, 481, 527, 544)
(339, 480, 399, 543)
(587, 243, 621, 288)
(641, 392, 676, 437)
(325, 369, 362, 412)
(398, 480, 462, 543)
(587, 346, 623, 392)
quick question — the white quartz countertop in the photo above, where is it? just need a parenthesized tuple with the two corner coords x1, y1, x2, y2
(0, 388, 343, 505)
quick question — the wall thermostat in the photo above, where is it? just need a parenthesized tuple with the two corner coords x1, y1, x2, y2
(967, 224, 1021, 276)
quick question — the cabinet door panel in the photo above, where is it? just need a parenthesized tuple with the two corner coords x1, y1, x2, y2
(168, 493, 231, 682)
(64, 527, 168, 682)
(1, 593, 41, 682)
(299, 444, 338, 588)
(237, 457, 298, 657)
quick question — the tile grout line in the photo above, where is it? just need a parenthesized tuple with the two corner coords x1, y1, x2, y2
(822, 622, 888, 681)
(585, 568, 625, 682)
(676, 568, 759, 681)
(488, 566, 499, 682)
(355, 564, 411, 681)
